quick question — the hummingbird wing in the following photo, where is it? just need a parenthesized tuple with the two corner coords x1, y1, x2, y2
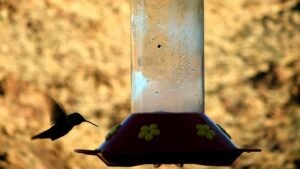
(48, 96, 67, 125)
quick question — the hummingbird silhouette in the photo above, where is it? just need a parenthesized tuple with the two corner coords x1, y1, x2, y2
(32, 96, 98, 141)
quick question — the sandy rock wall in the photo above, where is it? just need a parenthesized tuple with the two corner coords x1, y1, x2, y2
(0, 0, 299, 169)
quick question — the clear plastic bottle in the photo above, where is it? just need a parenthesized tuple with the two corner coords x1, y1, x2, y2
(131, 0, 204, 113)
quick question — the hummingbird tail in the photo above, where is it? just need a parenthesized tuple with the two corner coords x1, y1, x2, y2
(31, 134, 45, 140)
(31, 131, 51, 140)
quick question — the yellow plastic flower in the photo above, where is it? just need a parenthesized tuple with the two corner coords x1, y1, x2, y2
(138, 123, 160, 141)
(105, 124, 121, 141)
(196, 124, 216, 140)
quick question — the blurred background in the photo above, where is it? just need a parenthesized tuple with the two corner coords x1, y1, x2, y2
(0, 0, 299, 169)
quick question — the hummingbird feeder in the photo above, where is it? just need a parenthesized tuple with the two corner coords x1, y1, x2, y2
(75, 0, 260, 167)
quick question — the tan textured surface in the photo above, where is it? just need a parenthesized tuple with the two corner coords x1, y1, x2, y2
(0, 0, 299, 168)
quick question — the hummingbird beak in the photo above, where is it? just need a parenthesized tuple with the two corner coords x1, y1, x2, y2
(84, 120, 99, 127)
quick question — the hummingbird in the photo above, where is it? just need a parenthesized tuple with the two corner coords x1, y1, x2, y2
(32, 96, 98, 141)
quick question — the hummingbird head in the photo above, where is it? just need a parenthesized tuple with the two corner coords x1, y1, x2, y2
(69, 112, 99, 127)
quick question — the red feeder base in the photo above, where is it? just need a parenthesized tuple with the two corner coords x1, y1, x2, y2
(75, 113, 260, 167)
